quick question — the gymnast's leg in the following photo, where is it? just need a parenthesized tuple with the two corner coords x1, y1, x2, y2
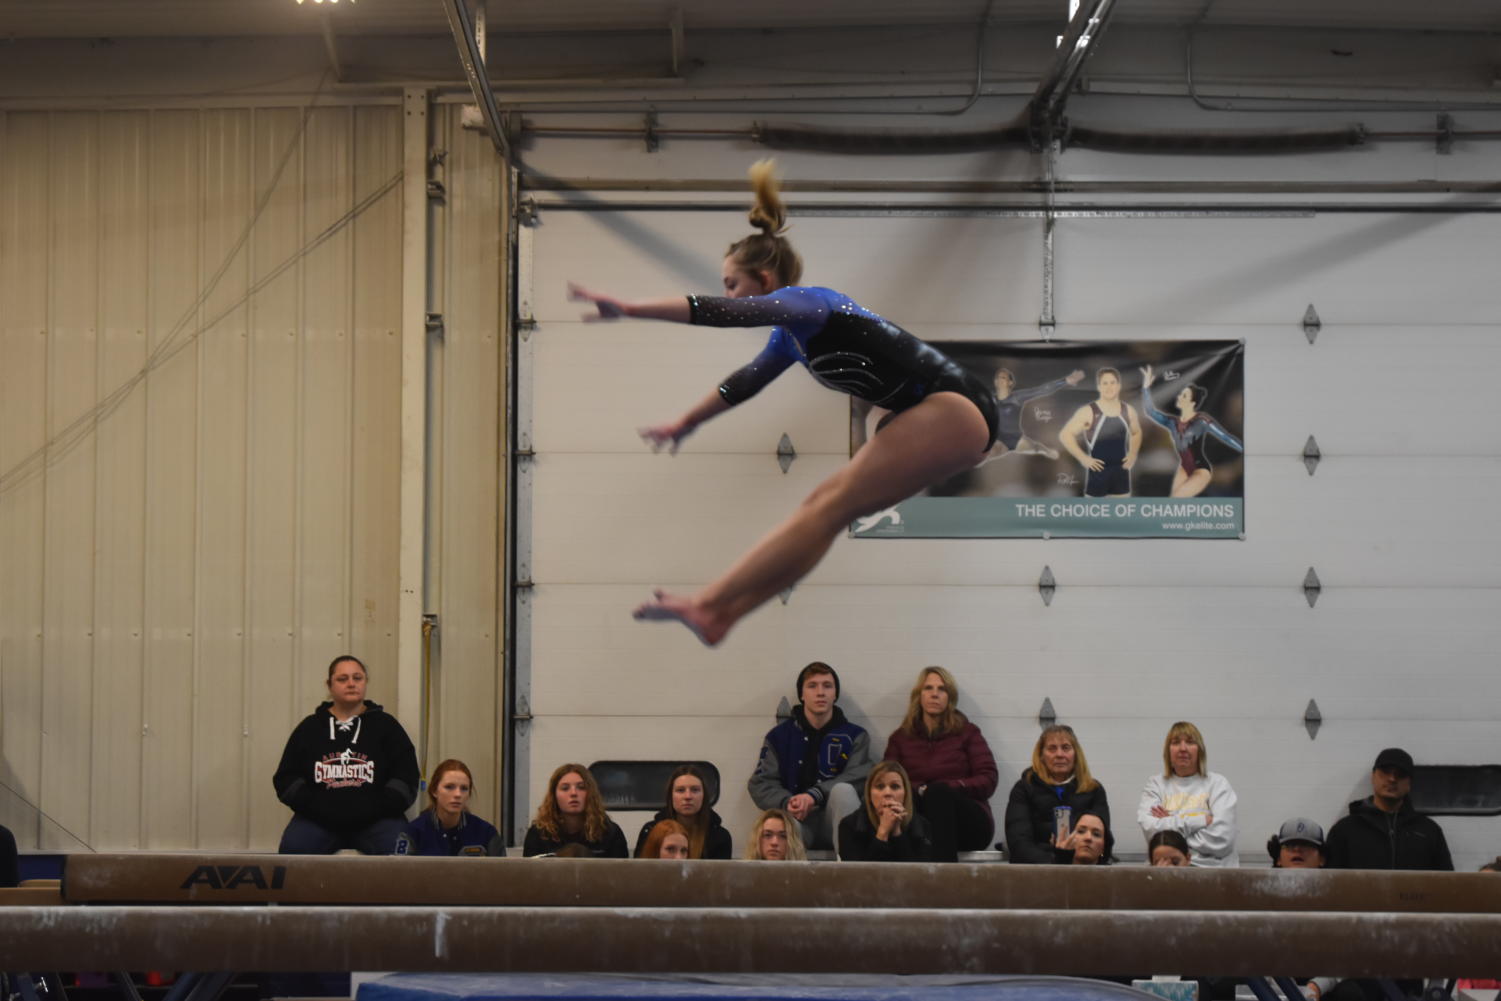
(1172, 467, 1212, 498)
(635, 391, 990, 646)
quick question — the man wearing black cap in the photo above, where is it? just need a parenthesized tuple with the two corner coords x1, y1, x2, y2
(1324, 748, 1452, 871)
(747, 661, 873, 851)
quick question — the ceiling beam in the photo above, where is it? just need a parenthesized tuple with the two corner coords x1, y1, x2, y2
(1028, 0, 1120, 149)
(440, 0, 514, 162)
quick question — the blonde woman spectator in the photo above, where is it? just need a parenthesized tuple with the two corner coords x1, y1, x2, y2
(1137, 721, 1238, 867)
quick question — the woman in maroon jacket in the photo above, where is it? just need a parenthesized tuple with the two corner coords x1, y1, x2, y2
(882, 666, 999, 862)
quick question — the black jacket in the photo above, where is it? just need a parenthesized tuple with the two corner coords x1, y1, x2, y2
(838, 809, 935, 862)
(634, 807, 734, 859)
(1003, 769, 1112, 864)
(1325, 797, 1453, 871)
(522, 820, 629, 858)
(0, 823, 17, 888)
(272, 701, 419, 833)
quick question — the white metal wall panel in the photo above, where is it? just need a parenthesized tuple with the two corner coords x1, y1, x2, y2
(0, 105, 406, 851)
(521, 152, 1501, 867)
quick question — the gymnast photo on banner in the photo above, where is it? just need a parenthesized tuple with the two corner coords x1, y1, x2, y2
(853, 340, 1245, 539)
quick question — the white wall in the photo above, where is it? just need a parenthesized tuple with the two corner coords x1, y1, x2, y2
(517, 106, 1501, 868)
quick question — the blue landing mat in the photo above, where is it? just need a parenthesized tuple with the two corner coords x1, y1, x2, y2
(358, 973, 1163, 1001)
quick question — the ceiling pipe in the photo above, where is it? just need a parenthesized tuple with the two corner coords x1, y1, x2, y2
(1027, 0, 1120, 149)
(440, 0, 514, 161)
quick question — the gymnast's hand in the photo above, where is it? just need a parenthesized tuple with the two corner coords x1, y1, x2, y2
(568, 282, 629, 321)
(639, 419, 694, 455)
(1065, 369, 1086, 386)
(1083, 457, 1105, 473)
(1140, 364, 1155, 388)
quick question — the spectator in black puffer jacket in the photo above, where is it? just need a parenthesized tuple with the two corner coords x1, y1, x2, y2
(1004, 724, 1110, 864)
(634, 764, 733, 859)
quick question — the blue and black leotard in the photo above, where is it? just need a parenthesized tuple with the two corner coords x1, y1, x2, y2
(687, 286, 1000, 449)
(1141, 391, 1244, 475)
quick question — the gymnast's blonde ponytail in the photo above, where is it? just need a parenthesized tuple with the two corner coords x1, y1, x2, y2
(726, 159, 803, 289)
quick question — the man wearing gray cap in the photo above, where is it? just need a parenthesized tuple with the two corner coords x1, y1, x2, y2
(1325, 748, 1452, 871)
(1268, 817, 1326, 869)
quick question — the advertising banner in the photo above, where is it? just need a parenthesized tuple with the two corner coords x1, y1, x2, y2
(850, 340, 1245, 539)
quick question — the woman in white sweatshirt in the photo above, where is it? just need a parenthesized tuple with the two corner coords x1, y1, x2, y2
(1137, 720, 1239, 867)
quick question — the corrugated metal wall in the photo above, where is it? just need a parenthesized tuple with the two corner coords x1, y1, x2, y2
(0, 102, 442, 851)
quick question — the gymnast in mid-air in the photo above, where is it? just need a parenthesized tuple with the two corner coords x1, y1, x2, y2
(1138, 364, 1244, 498)
(569, 161, 999, 647)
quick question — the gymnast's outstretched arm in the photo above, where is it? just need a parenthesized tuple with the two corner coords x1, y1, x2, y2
(1202, 416, 1244, 454)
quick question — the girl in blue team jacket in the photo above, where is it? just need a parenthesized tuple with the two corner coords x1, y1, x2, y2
(569, 160, 999, 647)
(395, 759, 506, 857)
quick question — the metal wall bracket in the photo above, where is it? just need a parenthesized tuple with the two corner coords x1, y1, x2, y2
(1303, 567, 1322, 608)
(1302, 435, 1321, 476)
(778, 586, 794, 605)
(776, 433, 797, 473)
(516, 197, 539, 227)
(644, 110, 660, 153)
(425, 312, 444, 332)
(1302, 304, 1321, 344)
(1304, 699, 1323, 740)
(1436, 113, 1455, 155)
(1039, 697, 1057, 728)
(426, 179, 447, 200)
(512, 693, 533, 735)
(1038, 565, 1057, 606)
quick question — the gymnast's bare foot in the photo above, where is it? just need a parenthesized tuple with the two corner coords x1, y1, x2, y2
(633, 589, 732, 648)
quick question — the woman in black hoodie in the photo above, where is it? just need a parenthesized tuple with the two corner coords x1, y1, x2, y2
(633, 764, 733, 859)
(273, 655, 420, 854)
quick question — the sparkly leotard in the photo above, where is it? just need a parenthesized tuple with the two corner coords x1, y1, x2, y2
(1141, 390, 1244, 475)
(687, 286, 1000, 448)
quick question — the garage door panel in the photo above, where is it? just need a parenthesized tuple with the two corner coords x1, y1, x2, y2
(532, 322, 848, 454)
(531, 583, 1495, 718)
(1056, 214, 1501, 325)
(530, 210, 1044, 327)
(530, 453, 1500, 588)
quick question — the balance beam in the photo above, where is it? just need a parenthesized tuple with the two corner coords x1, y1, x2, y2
(60, 854, 1501, 913)
(4, 905, 1499, 975)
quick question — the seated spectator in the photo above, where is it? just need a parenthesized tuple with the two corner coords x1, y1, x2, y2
(1137, 721, 1239, 867)
(1267, 818, 1325, 869)
(748, 661, 873, 851)
(640, 819, 691, 859)
(1325, 748, 1452, 871)
(883, 666, 999, 862)
(0, 822, 16, 887)
(1148, 830, 1191, 867)
(1004, 724, 1110, 864)
(745, 808, 806, 861)
(1058, 812, 1111, 865)
(273, 655, 419, 855)
(395, 758, 505, 857)
(633, 765, 732, 859)
(522, 763, 628, 858)
(838, 761, 935, 862)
